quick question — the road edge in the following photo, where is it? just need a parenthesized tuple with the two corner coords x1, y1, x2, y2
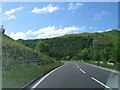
(21, 63, 64, 89)
(83, 62, 120, 74)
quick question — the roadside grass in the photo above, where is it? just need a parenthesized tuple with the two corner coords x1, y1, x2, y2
(83, 60, 120, 71)
(2, 62, 63, 88)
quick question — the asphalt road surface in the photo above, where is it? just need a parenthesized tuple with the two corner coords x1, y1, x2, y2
(31, 62, 119, 89)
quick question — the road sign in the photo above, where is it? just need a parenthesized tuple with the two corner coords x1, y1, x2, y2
(25, 58, 40, 62)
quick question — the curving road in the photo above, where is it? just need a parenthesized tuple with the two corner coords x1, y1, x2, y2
(31, 62, 119, 89)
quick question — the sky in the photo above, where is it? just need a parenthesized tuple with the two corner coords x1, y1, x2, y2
(1, 2, 118, 40)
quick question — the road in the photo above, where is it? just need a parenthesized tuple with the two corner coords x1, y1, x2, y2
(31, 62, 119, 89)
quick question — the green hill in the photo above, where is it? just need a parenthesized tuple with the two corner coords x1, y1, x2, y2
(2, 34, 39, 70)
(1, 28, 62, 88)
(17, 30, 120, 63)
(2, 33, 56, 70)
(60, 30, 119, 45)
(18, 35, 93, 60)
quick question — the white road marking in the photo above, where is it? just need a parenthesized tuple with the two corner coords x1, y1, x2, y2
(75, 63, 86, 74)
(75, 63, 78, 66)
(91, 77, 112, 90)
(31, 63, 66, 88)
(79, 68, 86, 74)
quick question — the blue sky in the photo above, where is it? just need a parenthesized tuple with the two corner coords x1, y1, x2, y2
(2, 2, 118, 40)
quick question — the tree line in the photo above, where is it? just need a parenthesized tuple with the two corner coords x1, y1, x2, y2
(18, 30, 120, 64)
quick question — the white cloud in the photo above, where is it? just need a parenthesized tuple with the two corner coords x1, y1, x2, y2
(94, 11, 110, 20)
(33, 26, 86, 39)
(26, 30, 33, 35)
(3, 15, 16, 20)
(4, 7, 23, 15)
(97, 31, 104, 33)
(9, 32, 26, 40)
(105, 29, 112, 32)
(32, 26, 55, 35)
(3, 7, 23, 20)
(0, 8, 2, 12)
(68, 2, 83, 11)
(9, 26, 87, 40)
(32, 4, 59, 14)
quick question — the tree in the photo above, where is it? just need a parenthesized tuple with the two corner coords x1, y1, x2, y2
(65, 55, 70, 60)
(108, 46, 119, 63)
(78, 48, 89, 60)
(35, 41, 49, 54)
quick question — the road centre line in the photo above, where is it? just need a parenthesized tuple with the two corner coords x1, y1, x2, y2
(91, 77, 112, 90)
(79, 68, 86, 74)
(31, 63, 66, 88)
(75, 63, 78, 66)
(75, 63, 86, 74)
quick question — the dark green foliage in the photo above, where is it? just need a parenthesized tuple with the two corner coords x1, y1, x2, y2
(44, 37, 93, 60)
(17, 30, 120, 63)
(35, 41, 49, 54)
(78, 48, 90, 60)
(18, 36, 93, 60)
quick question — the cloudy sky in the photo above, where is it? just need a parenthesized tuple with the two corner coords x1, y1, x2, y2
(2, 2, 118, 40)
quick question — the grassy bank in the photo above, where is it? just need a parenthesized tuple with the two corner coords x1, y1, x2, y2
(2, 62, 63, 88)
(83, 60, 120, 71)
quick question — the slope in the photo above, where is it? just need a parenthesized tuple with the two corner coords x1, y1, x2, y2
(17, 30, 120, 62)
(1, 29, 62, 88)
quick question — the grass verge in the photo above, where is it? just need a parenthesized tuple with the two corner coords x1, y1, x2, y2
(2, 62, 63, 88)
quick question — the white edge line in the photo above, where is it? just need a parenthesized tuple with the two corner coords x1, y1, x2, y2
(91, 77, 112, 90)
(31, 63, 66, 88)
(79, 68, 86, 74)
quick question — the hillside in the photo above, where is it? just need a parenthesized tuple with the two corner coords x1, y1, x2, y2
(1, 28, 62, 88)
(2, 33, 40, 70)
(17, 30, 120, 63)
(18, 35, 93, 60)
(60, 30, 120, 45)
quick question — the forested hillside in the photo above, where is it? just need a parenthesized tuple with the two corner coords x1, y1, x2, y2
(17, 30, 120, 63)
